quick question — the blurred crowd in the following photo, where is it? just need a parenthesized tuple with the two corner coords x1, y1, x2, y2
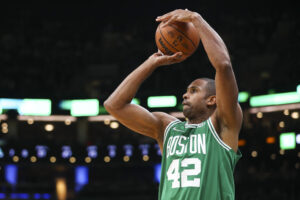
(0, 2, 299, 101)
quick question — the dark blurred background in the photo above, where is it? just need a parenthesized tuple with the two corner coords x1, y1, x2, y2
(0, 0, 299, 199)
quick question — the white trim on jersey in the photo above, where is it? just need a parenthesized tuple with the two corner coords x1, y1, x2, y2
(184, 121, 205, 129)
(207, 118, 231, 151)
(163, 120, 181, 144)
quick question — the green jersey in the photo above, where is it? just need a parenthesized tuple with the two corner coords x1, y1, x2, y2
(158, 118, 241, 200)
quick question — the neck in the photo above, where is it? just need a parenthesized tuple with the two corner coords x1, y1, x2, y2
(187, 110, 214, 124)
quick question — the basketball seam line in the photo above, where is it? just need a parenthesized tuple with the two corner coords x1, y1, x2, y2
(168, 24, 197, 48)
(159, 24, 188, 55)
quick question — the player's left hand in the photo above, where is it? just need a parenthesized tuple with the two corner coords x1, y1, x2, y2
(156, 9, 199, 27)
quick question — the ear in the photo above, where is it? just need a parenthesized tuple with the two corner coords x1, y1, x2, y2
(206, 95, 216, 106)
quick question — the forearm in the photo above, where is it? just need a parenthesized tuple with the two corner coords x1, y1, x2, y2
(192, 14, 231, 69)
(104, 59, 158, 110)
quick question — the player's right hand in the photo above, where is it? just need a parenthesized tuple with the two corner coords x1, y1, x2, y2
(148, 51, 184, 67)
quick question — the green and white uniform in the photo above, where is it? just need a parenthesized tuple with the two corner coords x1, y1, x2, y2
(158, 118, 241, 200)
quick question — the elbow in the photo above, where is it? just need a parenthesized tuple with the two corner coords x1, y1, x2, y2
(104, 98, 124, 113)
(215, 61, 232, 71)
(103, 99, 113, 113)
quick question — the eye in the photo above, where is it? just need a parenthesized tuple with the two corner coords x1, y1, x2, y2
(190, 88, 196, 93)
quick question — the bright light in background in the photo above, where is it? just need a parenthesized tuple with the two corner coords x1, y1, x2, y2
(238, 139, 246, 146)
(33, 193, 41, 199)
(44, 124, 54, 132)
(0, 193, 5, 199)
(64, 119, 71, 125)
(154, 164, 161, 183)
(59, 100, 72, 110)
(61, 146, 72, 158)
(238, 92, 250, 103)
(87, 146, 98, 158)
(1, 122, 8, 134)
(70, 99, 99, 117)
(297, 85, 300, 94)
(75, 166, 89, 192)
(69, 156, 76, 163)
(147, 96, 177, 108)
(131, 98, 140, 105)
(250, 92, 300, 107)
(10, 193, 29, 199)
(27, 118, 34, 125)
(56, 178, 67, 200)
(18, 99, 51, 116)
(251, 151, 258, 157)
(110, 121, 119, 129)
(291, 112, 299, 119)
(104, 119, 110, 125)
(107, 145, 117, 158)
(104, 156, 111, 163)
(1, 123, 8, 129)
(0, 147, 4, 158)
(139, 144, 150, 161)
(124, 144, 133, 157)
(139, 144, 150, 156)
(154, 144, 161, 156)
(256, 112, 263, 118)
(36, 145, 48, 158)
(9, 149, 15, 157)
(266, 137, 275, 144)
(85, 157, 91, 163)
(0, 98, 22, 110)
(30, 156, 37, 163)
(280, 132, 296, 150)
(42, 193, 51, 199)
(12, 156, 19, 162)
(2, 193, 52, 200)
(50, 156, 56, 163)
(5, 164, 18, 185)
(279, 121, 285, 128)
(143, 155, 149, 161)
(296, 134, 300, 144)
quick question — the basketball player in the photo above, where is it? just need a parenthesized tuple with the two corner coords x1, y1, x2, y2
(104, 9, 242, 199)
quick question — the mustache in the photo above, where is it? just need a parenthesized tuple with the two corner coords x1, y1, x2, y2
(182, 101, 190, 106)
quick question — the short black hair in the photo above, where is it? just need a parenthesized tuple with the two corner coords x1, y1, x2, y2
(199, 78, 216, 97)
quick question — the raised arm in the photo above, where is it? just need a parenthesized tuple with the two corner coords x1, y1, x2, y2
(193, 12, 242, 151)
(157, 9, 242, 151)
(104, 52, 183, 150)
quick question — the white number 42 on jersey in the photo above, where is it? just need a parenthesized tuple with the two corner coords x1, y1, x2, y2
(167, 158, 201, 188)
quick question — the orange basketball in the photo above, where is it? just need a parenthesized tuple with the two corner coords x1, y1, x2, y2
(155, 21, 200, 59)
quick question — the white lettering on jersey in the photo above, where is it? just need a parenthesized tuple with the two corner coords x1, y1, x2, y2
(166, 134, 206, 158)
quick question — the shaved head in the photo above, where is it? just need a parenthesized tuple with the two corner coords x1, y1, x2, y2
(195, 78, 216, 97)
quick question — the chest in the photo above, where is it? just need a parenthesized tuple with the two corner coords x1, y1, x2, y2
(165, 124, 211, 159)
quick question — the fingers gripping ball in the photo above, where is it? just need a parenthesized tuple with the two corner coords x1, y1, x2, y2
(155, 21, 200, 59)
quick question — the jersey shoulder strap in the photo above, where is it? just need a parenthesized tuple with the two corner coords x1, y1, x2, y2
(163, 119, 181, 143)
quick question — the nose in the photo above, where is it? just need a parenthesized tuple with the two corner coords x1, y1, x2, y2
(183, 92, 188, 100)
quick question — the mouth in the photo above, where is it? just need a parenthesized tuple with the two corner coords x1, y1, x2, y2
(182, 101, 190, 106)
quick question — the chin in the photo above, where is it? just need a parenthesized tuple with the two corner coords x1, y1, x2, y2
(183, 109, 191, 119)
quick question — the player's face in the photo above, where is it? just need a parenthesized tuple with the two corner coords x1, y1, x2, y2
(182, 79, 208, 119)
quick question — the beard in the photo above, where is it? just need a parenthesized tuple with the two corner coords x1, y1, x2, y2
(183, 104, 207, 121)
(183, 106, 193, 119)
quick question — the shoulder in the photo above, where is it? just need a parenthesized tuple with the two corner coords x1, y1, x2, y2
(152, 112, 179, 129)
(152, 112, 180, 144)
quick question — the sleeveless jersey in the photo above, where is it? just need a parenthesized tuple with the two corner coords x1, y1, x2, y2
(158, 118, 241, 200)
